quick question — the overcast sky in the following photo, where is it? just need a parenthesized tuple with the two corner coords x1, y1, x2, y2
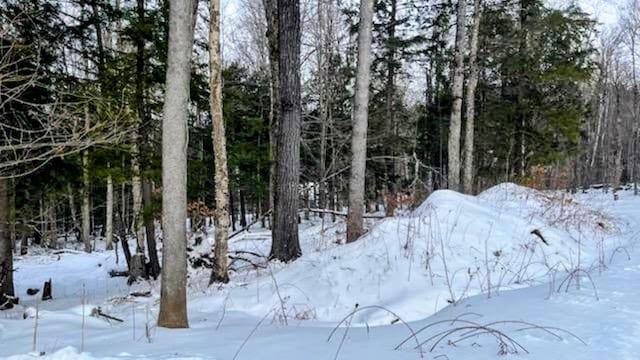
(578, 0, 619, 28)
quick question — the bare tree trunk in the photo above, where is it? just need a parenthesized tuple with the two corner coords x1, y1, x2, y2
(263, 0, 279, 227)
(613, 81, 624, 193)
(157, 0, 194, 329)
(143, 181, 160, 277)
(9, 181, 15, 254)
(131, 0, 146, 255)
(317, 0, 329, 215)
(106, 172, 114, 250)
(463, 0, 482, 195)
(47, 199, 57, 248)
(270, 0, 302, 262)
(385, 0, 398, 198)
(209, 0, 230, 284)
(0, 178, 14, 308)
(67, 184, 77, 236)
(346, 0, 374, 243)
(447, 0, 467, 192)
(82, 106, 92, 253)
(131, 145, 144, 252)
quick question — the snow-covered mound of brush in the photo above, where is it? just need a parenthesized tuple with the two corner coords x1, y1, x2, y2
(195, 184, 624, 325)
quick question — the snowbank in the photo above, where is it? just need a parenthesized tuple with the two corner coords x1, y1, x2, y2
(198, 184, 623, 325)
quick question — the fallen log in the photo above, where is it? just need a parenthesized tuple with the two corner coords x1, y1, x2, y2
(306, 208, 385, 219)
(130, 291, 152, 297)
(91, 307, 124, 323)
(228, 209, 273, 240)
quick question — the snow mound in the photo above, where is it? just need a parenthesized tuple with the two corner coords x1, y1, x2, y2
(478, 183, 617, 234)
(198, 185, 622, 325)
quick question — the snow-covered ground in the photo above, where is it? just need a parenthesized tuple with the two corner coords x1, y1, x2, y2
(1, 184, 639, 359)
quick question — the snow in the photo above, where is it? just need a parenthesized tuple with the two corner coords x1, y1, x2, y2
(1, 184, 640, 359)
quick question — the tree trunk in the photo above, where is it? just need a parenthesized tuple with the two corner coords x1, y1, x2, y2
(157, 0, 194, 329)
(317, 0, 328, 216)
(462, 0, 481, 195)
(346, 0, 374, 243)
(106, 172, 114, 251)
(82, 106, 92, 253)
(447, 0, 467, 192)
(143, 181, 160, 277)
(131, 0, 146, 255)
(230, 190, 237, 231)
(270, 0, 302, 262)
(67, 184, 78, 237)
(131, 144, 145, 253)
(47, 199, 57, 249)
(239, 190, 247, 227)
(0, 179, 14, 308)
(263, 0, 279, 229)
(209, 0, 230, 284)
(386, 0, 398, 195)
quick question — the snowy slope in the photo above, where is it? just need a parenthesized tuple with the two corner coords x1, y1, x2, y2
(1, 185, 639, 359)
(197, 184, 623, 325)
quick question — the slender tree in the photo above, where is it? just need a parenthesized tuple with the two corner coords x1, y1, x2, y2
(157, 0, 194, 329)
(0, 179, 13, 309)
(209, 0, 230, 284)
(105, 170, 114, 250)
(346, 0, 375, 243)
(263, 0, 279, 227)
(81, 106, 92, 253)
(462, 0, 482, 194)
(447, 0, 467, 191)
(270, 0, 302, 261)
(131, 0, 146, 255)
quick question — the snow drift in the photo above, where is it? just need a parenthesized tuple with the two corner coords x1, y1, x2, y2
(195, 183, 622, 325)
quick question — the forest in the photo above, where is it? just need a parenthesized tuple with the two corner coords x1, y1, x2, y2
(1, 0, 640, 359)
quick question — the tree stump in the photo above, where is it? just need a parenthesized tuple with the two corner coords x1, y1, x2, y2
(42, 279, 52, 301)
(128, 254, 146, 284)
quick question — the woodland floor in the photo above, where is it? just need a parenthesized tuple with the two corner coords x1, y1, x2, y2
(1, 184, 640, 359)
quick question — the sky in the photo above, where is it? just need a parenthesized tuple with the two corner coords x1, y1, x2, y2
(578, 0, 619, 28)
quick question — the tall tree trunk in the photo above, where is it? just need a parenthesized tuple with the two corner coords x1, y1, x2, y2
(270, 0, 302, 262)
(447, 0, 467, 191)
(462, 0, 482, 194)
(157, 0, 194, 329)
(209, 0, 230, 284)
(106, 172, 114, 250)
(317, 0, 329, 216)
(385, 0, 398, 200)
(263, 0, 279, 227)
(82, 106, 92, 253)
(0, 179, 13, 308)
(346, 0, 374, 243)
(131, 0, 146, 255)
(613, 82, 623, 193)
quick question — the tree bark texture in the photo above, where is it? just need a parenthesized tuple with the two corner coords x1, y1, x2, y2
(346, 0, 374, 243)
(447, 0, 467, 192)
(157, 0, 194, 329)
(463, 0, 482, 194)
(209, 0, 230, 284)
(270, 0, 302, 262)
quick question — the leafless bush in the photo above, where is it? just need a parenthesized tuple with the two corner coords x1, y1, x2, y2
(395, 317, 586, 356)
(608, 246, 631, 264)
(556, 268, 600, 300)
(328, 305, 425, 359)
